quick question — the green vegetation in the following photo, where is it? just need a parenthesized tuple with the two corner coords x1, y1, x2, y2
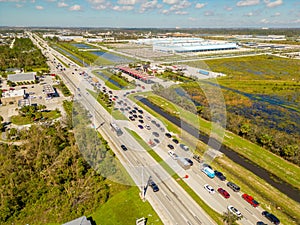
(93, 69, 135, 90)
(11, 105, 61, 125)
(0, 37, 48, 72)
(157, 68, 196, 82)
(91, 187, 162, 225)
(125, 128, 224, 225)
(53, 76, 72, 97)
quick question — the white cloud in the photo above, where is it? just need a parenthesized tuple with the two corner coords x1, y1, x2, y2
(236, 0, 260, 7)
(163, 0, 179, 5)
(35, 5, 44, 10)
(260, 18, 269, 23)
(112, 5, 134, 11)
(245, 12, 253, 16)
(57, 2, 68, 7)
(264, 0, 283, 8)
(174, 10, 188, 15)
(161, 9, 169, 14)
(69, 4, 82, 11)
(188, 17, 197, 21)
(169, 0, 191, 11)
(291, 19, 300, 24)
(224, 6, 233, 11)
(139, 0, 160, 13)
(117, 0, 138, 5)
(15, 3, 23, 7)
(195, 3, 206, 9)
(272, 12, 280, 16)
(204, 10, 214, 16)
(88, 0, 106, 3)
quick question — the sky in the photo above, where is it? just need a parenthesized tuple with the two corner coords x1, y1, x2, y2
(0, 0, 299, 28)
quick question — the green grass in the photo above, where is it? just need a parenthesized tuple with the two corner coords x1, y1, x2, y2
(42, 110, 61, 120)
(125, 128, 223, 225)
(90, 187, 163, 225)
(10, 115, 33, 125)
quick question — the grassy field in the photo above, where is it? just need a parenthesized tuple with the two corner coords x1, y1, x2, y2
(90, 187, 162, 225)
(11, 110, 61, 125)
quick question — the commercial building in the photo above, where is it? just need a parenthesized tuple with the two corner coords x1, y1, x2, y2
(132, 37, 238, 53)
(43, 84, 56, 97)
(117, 66, 154, 83)
(1, 89, 25, 105)
(8, 72, 36, 83)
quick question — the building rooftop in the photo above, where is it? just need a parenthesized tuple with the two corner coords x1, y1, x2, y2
(43, 84, 55, 95)
(63, 216, 91, 225)
(8, 72, 36, 82)
(2, 89, 25, 98)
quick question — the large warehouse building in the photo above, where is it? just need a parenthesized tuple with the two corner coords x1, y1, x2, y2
(133, 37, 239, 53)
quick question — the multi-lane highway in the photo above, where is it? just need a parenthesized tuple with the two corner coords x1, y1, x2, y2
(29, 32, 273, 225)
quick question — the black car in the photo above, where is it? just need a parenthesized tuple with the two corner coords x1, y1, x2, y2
(167, 144, 174, 149)
(152, 132, 159, 137)
(256, 222, 267, 225)
(138, 109, 143, 114)
(139, 119, 144, 124)
(148, 180, 159, 192)
(185, 158, 193, 166)
(262, 211, 280, 225)
(227, 182, 240, 192)
(121, 145, 128, 151)
(129, 116, 135, 121)
(138, 115, 143, 119)
(165, 133, 172, 138)
(154, 138, 160, 144)
(172, 138, 179, 144)
(133, 114, 138, 118)
(214, 170, 226, 181)
(132, 110, 137, 114)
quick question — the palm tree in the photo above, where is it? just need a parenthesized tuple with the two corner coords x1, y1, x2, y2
(222, 208, 243, 225)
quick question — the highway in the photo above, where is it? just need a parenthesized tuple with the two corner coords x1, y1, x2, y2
(29, 32, 273, 225)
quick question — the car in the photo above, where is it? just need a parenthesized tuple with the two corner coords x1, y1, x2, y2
(145, 125, 151, 130)
(184, 158, 193, 166)
(168, 150, 178, 160)
(165, 133, 172, 138)
(121, 144, 128, 151)
(242, 193, 259, 207)
(217, 188, 230, 199)
(227, 182, 240, 192)
(138, 119, 144, 124)
(227, 205, 242, 217)
(138, 109, 143, 114)
(204, 184, 215, 194)
(138, 125, 143, 129)
(193, 154, 202, 163)
(172, 138, 179, 144)
(138, 115, 143, 119)
(146, 116, 151, 120)
(214, 170, 226, 181)
(153, 138, 160, 144)
(256, 222, 267, 225)
(133, 114, 138, 118)
(180, 144, 189, 151)
(262, 211, 280, 224)
(167, 144, 174, 150)
(160, 127, 165, 132)
(152, 132, 159, 137)
(132, 110, 137, 114)
(129, 116, 135, 121)
(148, 179, 159, 192)
(202, 163, 212, 170)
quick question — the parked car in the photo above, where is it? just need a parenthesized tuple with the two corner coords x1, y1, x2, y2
(184, 158, 193, 166)
(204, 184, 215, 194)
(168, 150, 178, 160)
(193, 154, 202, 163)
(262, 211, 280, 225)
(217, 188, 230, 199)
(148, 179, 159, 192)
(202, 167, 215, 178)
(172, 138, 179, 144)
(202, 163, 212, 170)
(167, 144, 174, 150)
(214, 170, 226, 181)
(242, 193, 259, 207)
(256, 222, 267, 225)
(138, 125, 143, 129)
(165, 133, 172, 138)
(145, 125, 151, 130)
(180, 144, 189, 151)
(227, 182, 240, 192)
(152, 132, 159, 137)
(121, 145, 128, 151)
(228, 205, 242, 217)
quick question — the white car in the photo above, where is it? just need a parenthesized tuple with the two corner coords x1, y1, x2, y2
(227, 205, 242, 217)
(145, 125, 151, 130)
(168, 150, 178, 160)
(204, 184, 215, 194)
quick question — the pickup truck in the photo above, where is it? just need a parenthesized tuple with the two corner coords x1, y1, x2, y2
(242, 193, 259, 207)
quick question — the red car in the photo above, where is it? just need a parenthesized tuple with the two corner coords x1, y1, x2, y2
(242, 193, 259, 207)
(217, 188, 230, 199)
